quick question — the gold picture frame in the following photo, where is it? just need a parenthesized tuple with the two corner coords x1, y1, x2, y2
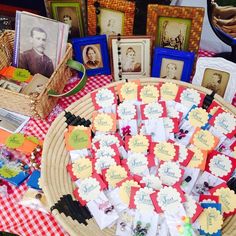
(147, 4, 204, 57)
(87, 0, 135, 36)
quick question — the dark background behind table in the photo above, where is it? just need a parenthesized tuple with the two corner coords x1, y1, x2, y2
(0, 0, 46, 16)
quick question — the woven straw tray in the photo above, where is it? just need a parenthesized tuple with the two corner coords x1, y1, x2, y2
(41, 78, 236, 236)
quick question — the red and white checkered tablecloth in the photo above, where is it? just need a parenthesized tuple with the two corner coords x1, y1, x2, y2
(0, 50, 235, 236)
(0, 75, 112, 236)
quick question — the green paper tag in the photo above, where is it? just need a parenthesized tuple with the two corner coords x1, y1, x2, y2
(5, 133, 25, 149)
(13, 68, 31, 82)
(68, 130, 89, 150)
(26, 136, 40, 145)
(0, 166, 20, 178)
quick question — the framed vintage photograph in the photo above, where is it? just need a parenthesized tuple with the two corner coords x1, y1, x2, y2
(109, 36, 152, 81)
(71, 35, 110, 76)
(51, 2, 84, 37)
(151, 47, 194, 82)
(192, 57, 236, 103)
(147, 5, 204, 57)
(44, 0, 87, 34)
(87, 0, 135, 37)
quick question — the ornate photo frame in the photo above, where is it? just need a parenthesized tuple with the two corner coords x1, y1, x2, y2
(87, 0, 135, 36)
(152, 47, 195, 83)
(192, 57, 236, 103)
(109, 36, 152, 81)
(147, 5, 204, 57)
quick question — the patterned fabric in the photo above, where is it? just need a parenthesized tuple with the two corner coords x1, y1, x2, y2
(0, 50, 235, 236)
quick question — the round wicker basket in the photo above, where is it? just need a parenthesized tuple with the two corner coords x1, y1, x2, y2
(41, 78, 236, 236)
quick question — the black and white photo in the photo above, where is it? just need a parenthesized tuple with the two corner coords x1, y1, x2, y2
(18, 13, 59, 78)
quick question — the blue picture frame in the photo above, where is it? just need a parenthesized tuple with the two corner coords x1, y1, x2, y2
(151, 47, 194, 82)
(71, 35, 110, 76)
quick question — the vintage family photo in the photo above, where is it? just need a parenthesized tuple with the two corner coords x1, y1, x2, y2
(201, 68, 230, 97)
(99, 8, 124, 36)
(160, 58, 184, 80)
(158, 16, 191, 51)
(19, 13, 59, 78)
(51, 2, 83, 37)
(81, 44, 103, 69)
(121, 45, 142, 73)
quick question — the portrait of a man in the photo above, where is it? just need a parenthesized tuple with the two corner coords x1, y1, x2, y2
(121, 46, 142, 73)
(201, 69, 230, 97)
(19, 27, 54, 78)
(82, 44, 103, 69)
(160, 58, 184, 80)
(63, 15, 73, 35)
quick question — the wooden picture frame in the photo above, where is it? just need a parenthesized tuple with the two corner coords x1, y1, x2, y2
(109, 36, 152, 81)
(192, 57, 236, 103)
(51, 1, 84, 37)
(147, 5, 204, 57)
(152, 47, 195, 83)
(87, 0, 135, 37)
(71, 35, 111, 76)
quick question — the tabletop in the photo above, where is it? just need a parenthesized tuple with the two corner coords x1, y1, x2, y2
(0, 49, 235, 236)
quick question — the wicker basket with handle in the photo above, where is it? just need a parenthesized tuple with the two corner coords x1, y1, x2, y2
(41, 78, 236, 236)
(0, 30, 73, 118)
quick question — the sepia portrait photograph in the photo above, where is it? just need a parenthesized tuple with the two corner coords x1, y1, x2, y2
(81, 44, 103, 69)
(157, 16, 191, 51)
(51, 2, 84, 37)
(19, 14, 58, 78)
(192, 57, 236, 103)
(201, 68, 230, 97)
(160, 58, 184, 80)
(121, 45, 142, 73)
(98, 8, 124, 36)
(152, 47, 194, 82)
(72, 35, 110, 76)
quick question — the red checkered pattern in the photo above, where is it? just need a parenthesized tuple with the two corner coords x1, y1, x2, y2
(0, 50, 235, 236)
(0, 74, 112, 236)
